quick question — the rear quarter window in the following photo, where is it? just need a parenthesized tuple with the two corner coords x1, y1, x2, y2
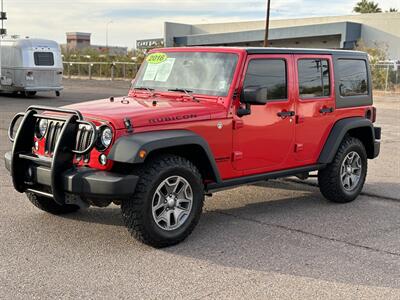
(34, 52, 54, 66)
(337, 59, 368, 97)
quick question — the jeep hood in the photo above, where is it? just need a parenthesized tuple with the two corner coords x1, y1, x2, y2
(64, 96, 227, 129)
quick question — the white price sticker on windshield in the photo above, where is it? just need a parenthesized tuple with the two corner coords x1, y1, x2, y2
(155, 58, 175, 82)
(142, 63, 159, 81)
(142, 58, 175, 82)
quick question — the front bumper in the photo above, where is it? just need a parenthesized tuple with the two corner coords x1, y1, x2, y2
(4, 151, 138, 201)
(5, 105, 138, 206)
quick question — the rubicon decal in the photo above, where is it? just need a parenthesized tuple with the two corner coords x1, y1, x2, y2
(148, 114, 197, 124)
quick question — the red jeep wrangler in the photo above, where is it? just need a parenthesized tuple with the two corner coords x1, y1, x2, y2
(5, 47, 381, 247)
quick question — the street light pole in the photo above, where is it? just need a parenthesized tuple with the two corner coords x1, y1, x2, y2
(106, 20, 113, 52)
(0, 0, 7, 83)
(263, 0, 271, 47)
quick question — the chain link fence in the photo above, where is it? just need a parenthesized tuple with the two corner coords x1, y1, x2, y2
(63, 62, 140, 81)
(63, 61, 400, 94)
(371, 62, 400, 93)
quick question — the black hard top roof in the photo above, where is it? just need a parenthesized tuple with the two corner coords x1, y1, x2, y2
(245, 47, 366, 57)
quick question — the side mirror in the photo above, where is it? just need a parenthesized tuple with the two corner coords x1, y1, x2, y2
(241, 86, 268, 105)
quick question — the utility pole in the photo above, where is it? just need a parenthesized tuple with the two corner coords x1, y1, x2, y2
(106, 20, 113, 52)
(263, 0, 271, 47)
(0, 0, 7, 83)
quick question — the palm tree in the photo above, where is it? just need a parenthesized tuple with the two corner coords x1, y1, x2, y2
(353, 0, 382, 13)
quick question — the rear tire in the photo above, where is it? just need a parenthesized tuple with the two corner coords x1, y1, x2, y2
(318, 136, 367, 203)
(26, 192, 80, 215)
(121, 154, 204, 248)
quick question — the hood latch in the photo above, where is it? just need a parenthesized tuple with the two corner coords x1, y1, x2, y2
(124, 118, 133, 133)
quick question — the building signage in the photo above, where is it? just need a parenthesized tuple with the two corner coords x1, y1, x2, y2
(136, 38, 164, 50)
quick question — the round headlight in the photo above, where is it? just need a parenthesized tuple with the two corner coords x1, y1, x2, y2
(100, 127, 113, 149)
(36, 119, 48, 138)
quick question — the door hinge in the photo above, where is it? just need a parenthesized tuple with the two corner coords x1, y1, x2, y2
(296, 115, 305, 124)
(124, 118, 133, 133)
(295, 144, 304, 152)
(232, 151, 243, 161)
(233, 119, 244, 129)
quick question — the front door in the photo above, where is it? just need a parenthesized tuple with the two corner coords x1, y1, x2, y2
(233, 55, 295, 174)
(293, 55, 336, 164)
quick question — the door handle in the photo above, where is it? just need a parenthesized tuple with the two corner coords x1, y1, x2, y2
(277, 110, 295, 118)
(319, 107, 334, 114)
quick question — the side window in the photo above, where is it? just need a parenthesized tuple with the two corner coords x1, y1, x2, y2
(243, 59, 287, 101)
(337, 59, 368, 97)
(298, 59, 330, 98)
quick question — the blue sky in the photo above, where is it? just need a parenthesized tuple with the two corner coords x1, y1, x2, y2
(5, 0, 400, 48)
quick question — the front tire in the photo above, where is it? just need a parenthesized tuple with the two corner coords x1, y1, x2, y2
(121, 155, 204, 248)
(26, 192, 80, 215)
(318, 136, 367, 203)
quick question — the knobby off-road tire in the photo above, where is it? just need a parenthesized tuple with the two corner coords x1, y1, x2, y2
(26, 192, 80, 215)
(121, 154, 204, 248)
(318, 136, 367, 203)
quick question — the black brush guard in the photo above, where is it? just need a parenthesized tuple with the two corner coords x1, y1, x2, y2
(7, 105, 138, 206)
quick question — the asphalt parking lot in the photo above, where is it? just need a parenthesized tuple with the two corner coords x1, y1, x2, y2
(0, 79, 399, 299)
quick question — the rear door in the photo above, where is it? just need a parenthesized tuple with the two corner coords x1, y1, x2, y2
(293, 55, 335, 163)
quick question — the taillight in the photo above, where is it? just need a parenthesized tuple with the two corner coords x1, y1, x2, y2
(372, 107, 377, 123)
(365, 107, 377, 123)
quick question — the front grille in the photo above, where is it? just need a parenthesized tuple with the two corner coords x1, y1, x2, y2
(43, 121, 94, 162)
(45, 121, 64, 154)
(75, 125, 95, 162)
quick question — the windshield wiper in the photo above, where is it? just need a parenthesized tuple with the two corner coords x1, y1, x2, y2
(134, 86, 154, 92)
(168, 88, 199, 102)
(132, 86, 155, 97)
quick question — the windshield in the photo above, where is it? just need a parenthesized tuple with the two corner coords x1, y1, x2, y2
(133, 52, 238, 97)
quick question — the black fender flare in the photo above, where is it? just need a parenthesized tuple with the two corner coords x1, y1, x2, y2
(318, 117, 376, 164)
(108, 130, 222, 182)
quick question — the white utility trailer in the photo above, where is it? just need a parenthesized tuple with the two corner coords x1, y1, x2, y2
(0, 37, 63, 96)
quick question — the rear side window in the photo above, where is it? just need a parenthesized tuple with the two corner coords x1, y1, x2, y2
(34, 52, 54, 66)
(298, 59, 330, 98)
(337, 59, 368, 97)
(243, 59, 287, 100)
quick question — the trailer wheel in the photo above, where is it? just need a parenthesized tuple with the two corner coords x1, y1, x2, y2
(25, 91, 37, 97)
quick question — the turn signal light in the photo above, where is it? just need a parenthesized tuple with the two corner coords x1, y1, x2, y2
(138, 150, 147, 159)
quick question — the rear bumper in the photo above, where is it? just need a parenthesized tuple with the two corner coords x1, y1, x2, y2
(373, 141, 380, 158)
(4, 151, 138, 200)
(23, 86, 63, 92)
(372, 126, 381, 159)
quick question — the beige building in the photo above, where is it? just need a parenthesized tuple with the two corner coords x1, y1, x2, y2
(164, 13, 400, 59)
